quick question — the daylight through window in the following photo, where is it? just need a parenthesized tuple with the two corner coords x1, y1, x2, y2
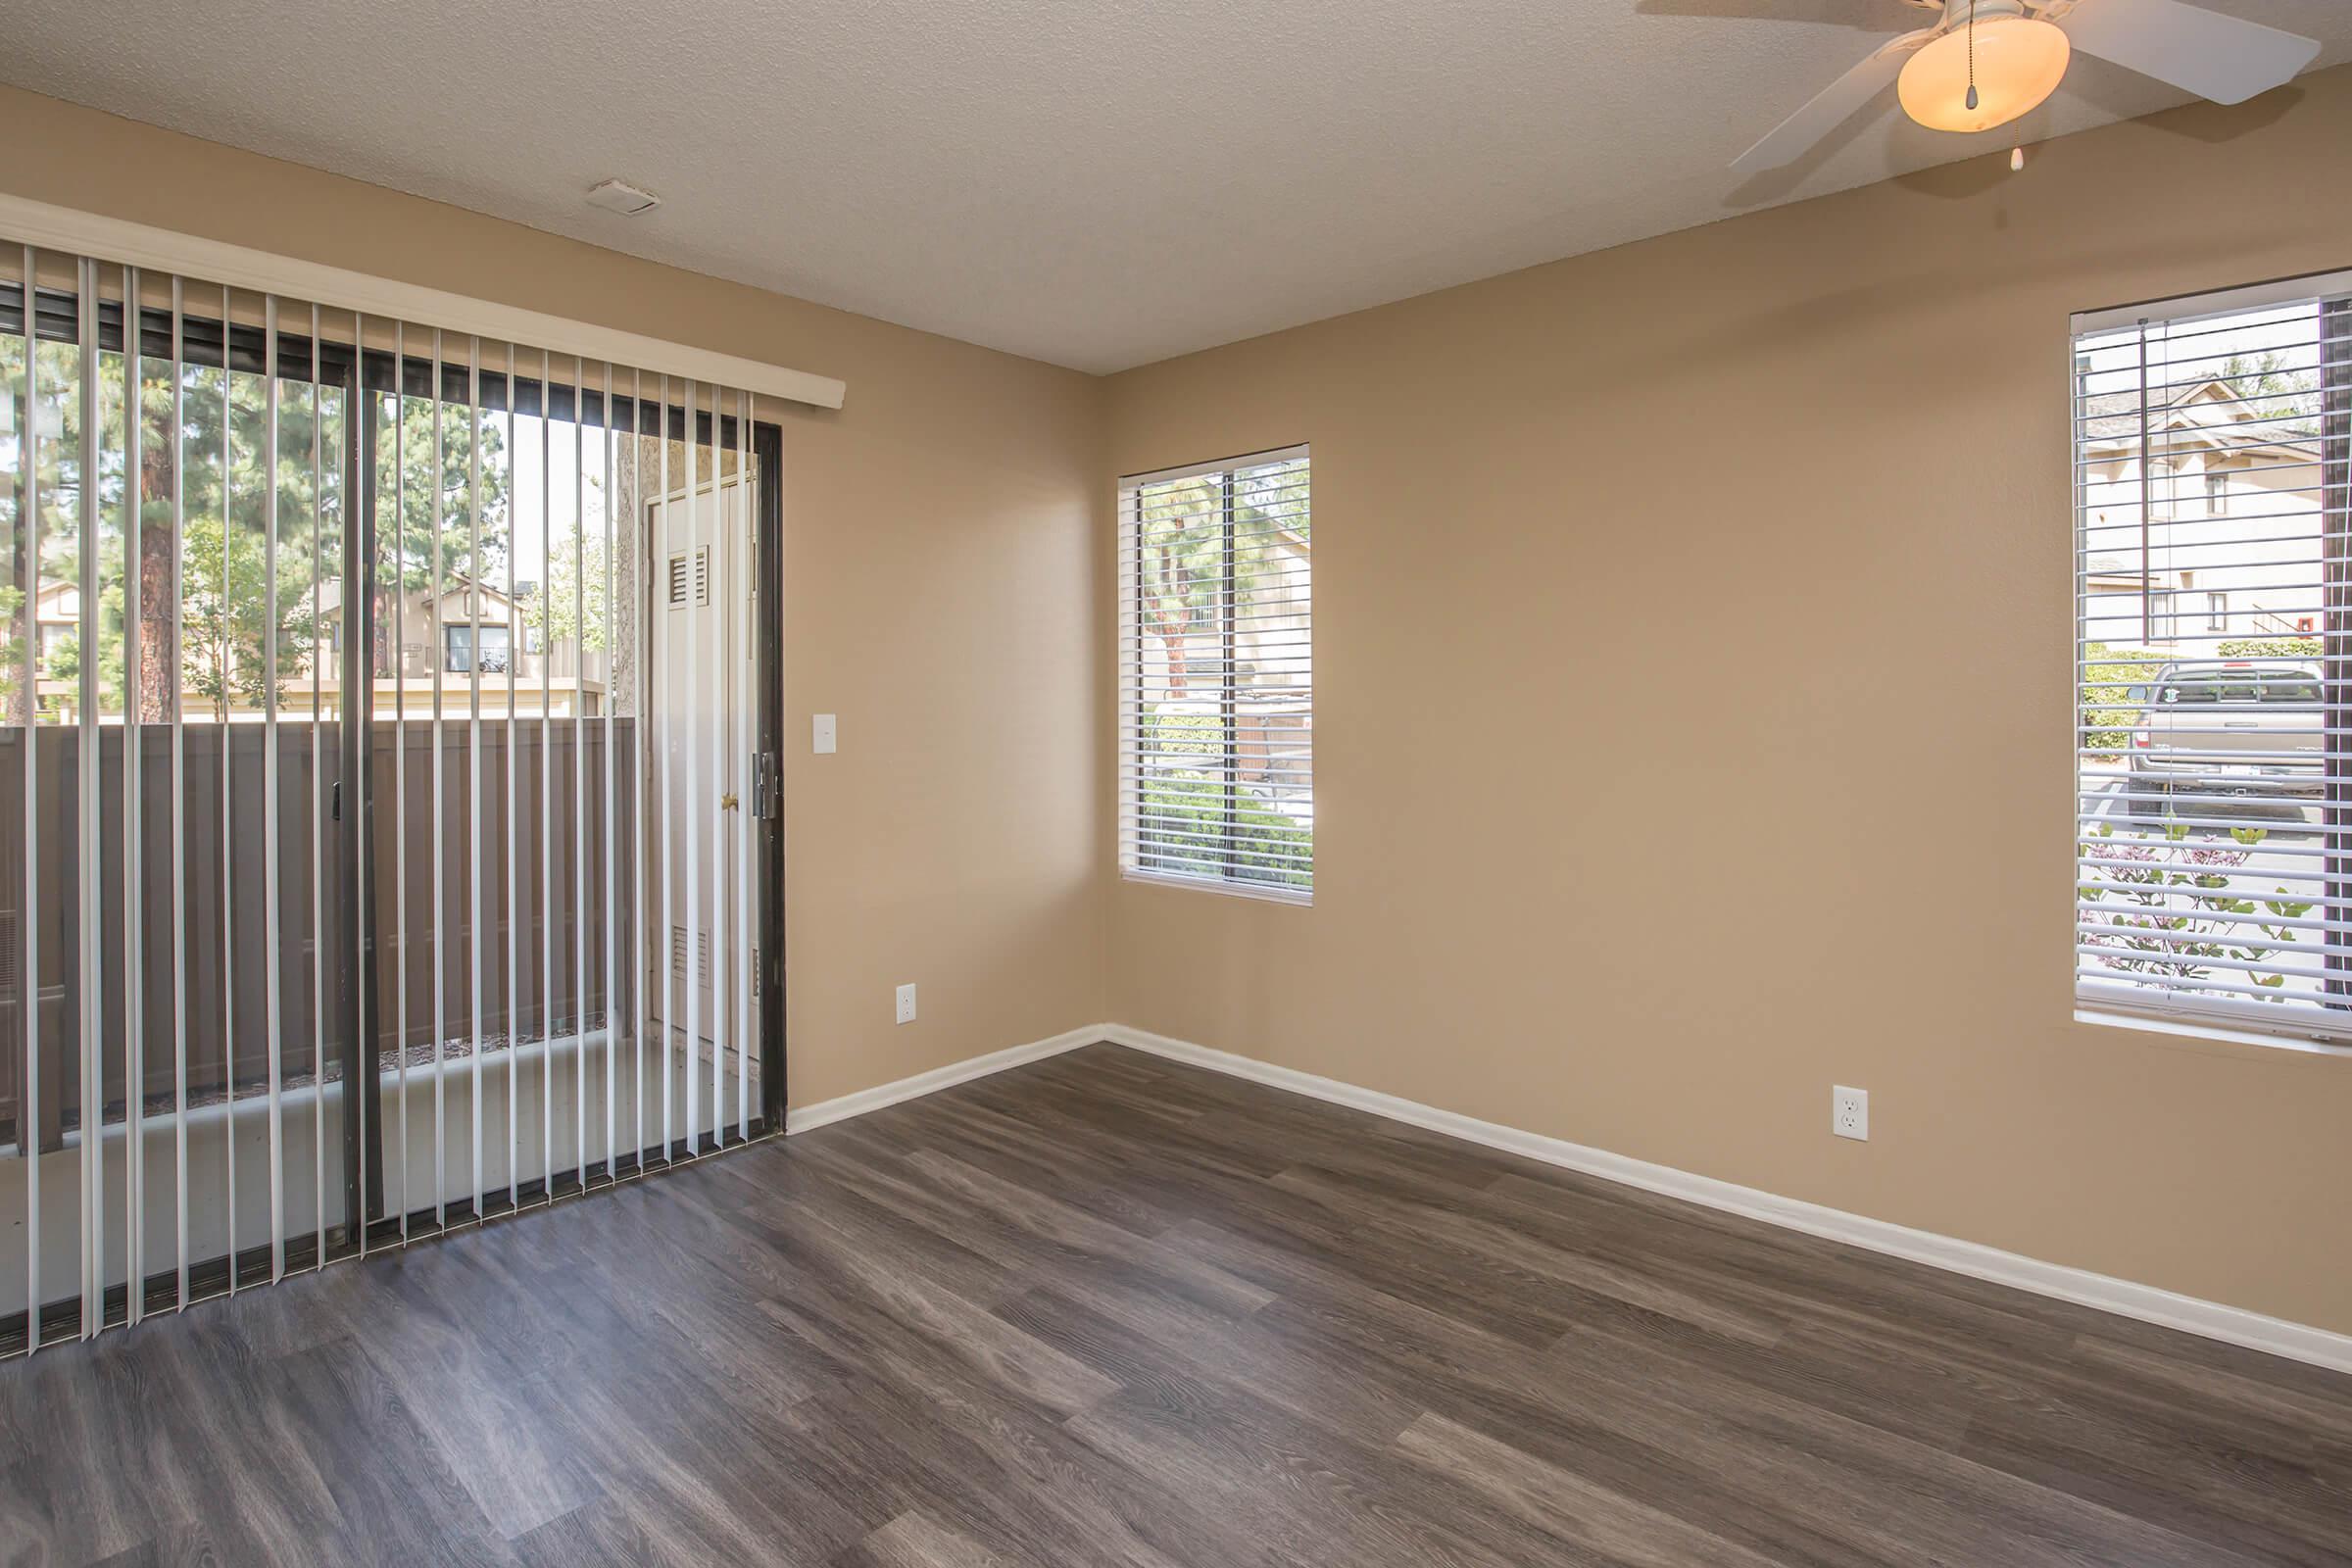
(2075, 276, 2352, 1041)
(1117, 447, 1312, 899)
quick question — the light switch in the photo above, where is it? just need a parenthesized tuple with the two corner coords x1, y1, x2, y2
(812, 713, 837, 755)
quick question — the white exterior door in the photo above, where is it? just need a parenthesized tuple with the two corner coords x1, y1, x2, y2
(649, 476, 752, 1058)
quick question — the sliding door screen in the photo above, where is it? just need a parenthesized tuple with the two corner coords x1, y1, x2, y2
(0, 240, 783, 1353)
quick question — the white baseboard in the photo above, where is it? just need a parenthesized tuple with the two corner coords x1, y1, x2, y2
(783, 1025, 1104, 1135)
(1102, 1024, 2352, 1376)
(775, 1019, 2352, 1374)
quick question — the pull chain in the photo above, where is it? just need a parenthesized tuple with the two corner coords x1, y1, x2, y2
(1966, 0, 1980, 111)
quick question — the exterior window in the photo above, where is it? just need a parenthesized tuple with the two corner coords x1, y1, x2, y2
(2075, 273, 2352, 1044)
(2206, 469, 2229, 513)
(444, 622, 511, 674)
(1117, 446, 1312, 900)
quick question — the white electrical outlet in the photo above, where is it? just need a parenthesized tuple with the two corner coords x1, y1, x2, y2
(895, 983, 917, 1025)
(1833, 1085, 1869, 1142)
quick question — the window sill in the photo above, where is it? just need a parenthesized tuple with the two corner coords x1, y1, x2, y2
(1120, 867, 1312, 907)
(2074, 1005, 2352, 1061)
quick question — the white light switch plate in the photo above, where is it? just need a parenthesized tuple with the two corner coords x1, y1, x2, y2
(812, 713, 837, 754)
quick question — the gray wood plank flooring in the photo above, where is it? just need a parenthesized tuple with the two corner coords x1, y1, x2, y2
(5, 1042, 2350, 1566)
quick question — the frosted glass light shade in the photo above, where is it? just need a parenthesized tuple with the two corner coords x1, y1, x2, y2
(1897, 16, 2071, 133)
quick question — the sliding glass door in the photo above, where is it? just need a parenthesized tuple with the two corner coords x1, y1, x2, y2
(0, 243, 783, 1354)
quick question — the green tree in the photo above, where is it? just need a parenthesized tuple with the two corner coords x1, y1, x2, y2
(2, 339, 357, 719)
(373, 389, 512, 595)
(1133, 465, 1306, 693)
(164, 363, 346, 717)
(7, 333, 516, 717)
(2214, 351, 2317, 427)
(369, 388, 512, 678)
(526, 514, 610, 657)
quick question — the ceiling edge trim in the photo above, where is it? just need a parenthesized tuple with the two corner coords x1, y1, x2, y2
(0, 189, 848, 410)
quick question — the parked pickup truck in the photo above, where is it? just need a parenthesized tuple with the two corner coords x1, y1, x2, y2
(2126, 659, 2324, 820)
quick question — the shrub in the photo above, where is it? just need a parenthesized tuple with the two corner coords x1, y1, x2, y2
(2217, 637, 2322, 659)
(1134, 710, 1313, 887)
(2077, 820, 2304, 998)
(1137, 775, 1310, 887)
(2081, 642, 2166, 756)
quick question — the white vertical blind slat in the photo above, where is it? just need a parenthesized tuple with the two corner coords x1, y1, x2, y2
(21, 243, 40, 1349)
(572, 355, 589, 1188)
(504, 345, 522, 1210)
(218, 283, 238, 1295)
(683, 379, 700, 1155)
(429, 325, 448, 1232)
(170, 272, 190, 1305)
(736, 388, 752, 1145)
(658, 376, 674, 1163)
(308, 299, 325, 1270)
(123, 265, 146, 1321)
(537, 347, 554, 1191)
(76, 256, 102, 1335)
(391, 318, 412, 1244)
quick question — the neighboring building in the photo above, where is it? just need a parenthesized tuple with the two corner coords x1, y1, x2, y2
(24, 574, 612, 720)
(2080, 376, 2324, 652)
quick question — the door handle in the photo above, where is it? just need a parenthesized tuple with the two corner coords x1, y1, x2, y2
(752, 751, 779, 819)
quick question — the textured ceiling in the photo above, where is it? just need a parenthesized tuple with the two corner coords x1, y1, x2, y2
(4, 0, 2347, 372)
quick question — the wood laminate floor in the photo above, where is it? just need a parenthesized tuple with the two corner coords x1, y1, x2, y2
(5, 1042, 2351, 1566)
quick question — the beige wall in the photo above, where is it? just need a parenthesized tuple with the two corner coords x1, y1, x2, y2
(0, 84, 1106, 1109)
(1103, 67, 2352, 1335)
(9, 65, 2352, 1338)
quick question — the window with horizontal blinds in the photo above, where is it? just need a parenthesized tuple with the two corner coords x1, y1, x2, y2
(2074, 273, 2352, 1043)
(1118, 447, 1312, 900)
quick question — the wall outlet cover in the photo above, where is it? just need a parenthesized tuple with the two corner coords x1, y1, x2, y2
(895, 982, 917, 1024)
(1834, 1084, 1869, 1142)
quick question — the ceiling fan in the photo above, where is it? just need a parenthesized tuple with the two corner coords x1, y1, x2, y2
(1730, 0, 2322, 172)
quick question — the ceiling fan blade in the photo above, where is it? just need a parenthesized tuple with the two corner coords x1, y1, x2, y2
(2055, 0, 2320, 104)
(1730, 31, 1933, 173)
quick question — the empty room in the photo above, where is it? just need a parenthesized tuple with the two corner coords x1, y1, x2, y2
(2, 0, 2350, 1562)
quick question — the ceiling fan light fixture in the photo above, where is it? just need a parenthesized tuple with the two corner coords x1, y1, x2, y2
(1896, 14, 2072, 133)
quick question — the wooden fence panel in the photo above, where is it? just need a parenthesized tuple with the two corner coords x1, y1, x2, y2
(0, 717, 637, 1151)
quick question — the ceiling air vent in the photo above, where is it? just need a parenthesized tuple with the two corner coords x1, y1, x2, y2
(585, 179, 661, 217)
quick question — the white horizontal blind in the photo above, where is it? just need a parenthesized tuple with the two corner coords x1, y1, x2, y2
(2074, 275, 2352, 1043)
(1118, 447, 1313, 900)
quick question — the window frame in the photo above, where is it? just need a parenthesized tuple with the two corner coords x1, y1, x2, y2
(2073, 268, 2352, 1051)
(1117, 444, 1313, 905)
(440, 619, 511, 674)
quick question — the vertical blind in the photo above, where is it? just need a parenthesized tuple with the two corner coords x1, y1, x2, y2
(0, 234, 779, 1354)
(2074, 271, 2352, 1042)
(1117, 446, 1313, 899)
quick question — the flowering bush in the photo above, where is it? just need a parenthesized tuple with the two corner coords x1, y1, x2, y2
(2078, 820, 2308, 998)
